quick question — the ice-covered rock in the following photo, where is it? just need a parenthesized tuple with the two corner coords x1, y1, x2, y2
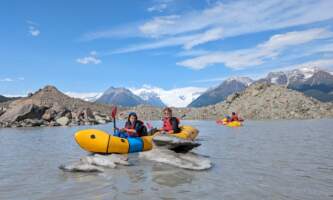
(139, 148, 212, 171)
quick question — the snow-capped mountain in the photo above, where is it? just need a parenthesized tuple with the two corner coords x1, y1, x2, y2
(65, 66, 333, 108)
(225, 76, 253, 86)
(257, 66, 333, 102)
(262, 72, 288, 85)
(130, 85, 206, 107)
(65, 92, 102, 102)
(256, 67, 322, 86)
(133, 90, 165, 107)
(188, 76, 253, 107)
(95, 87, 146, 107)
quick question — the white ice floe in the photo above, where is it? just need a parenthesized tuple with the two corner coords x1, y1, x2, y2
(60, 135, 211, 172)
(59, 154, 129, 172)
(59, 162, 104, 173)
(139, 148, 212, 170)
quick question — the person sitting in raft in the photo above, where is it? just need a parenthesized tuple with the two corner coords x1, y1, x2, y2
(231, 112, 240, 122)
(160, 107, 181, 134)
(116, 112, 147, 138)
(224, 115, 231, 122)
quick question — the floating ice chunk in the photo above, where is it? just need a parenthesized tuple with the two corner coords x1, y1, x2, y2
(81, 155, 116, 168)
(59, 162, 104, 173)
(139, 148, 212, 170)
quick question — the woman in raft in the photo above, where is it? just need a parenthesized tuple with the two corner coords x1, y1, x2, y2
(115, 112, 147, 138)
(159, 107, 181, 134)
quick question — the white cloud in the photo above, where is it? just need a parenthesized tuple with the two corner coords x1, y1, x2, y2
(0, 77, 24, 82)
(79, 24, 142, 41)
(177, 28, 333, 70)
(289, 59, 333, 70)
(110, 34, 196, 54)
(27, 21, 40, 37)
(147, 0, 174, 12)
(76, 51, 102, 64)
(139, 15, 179, 38)
(81, 0, 333, 51)
(29, 26, 40, 36)
(139, 0, 333, 38)
(0, 78, 14, 82)
(183, 27, 224, 50)
(111, 28, 224, 54)
(148, 3, 168, 12)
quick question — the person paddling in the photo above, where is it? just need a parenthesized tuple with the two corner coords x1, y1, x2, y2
(160, 107, 181, 134)
(116, 112, 147, 138)
(231, 112, 240, 122)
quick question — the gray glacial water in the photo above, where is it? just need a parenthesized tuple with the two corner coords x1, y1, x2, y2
(0, 120, 332, 200)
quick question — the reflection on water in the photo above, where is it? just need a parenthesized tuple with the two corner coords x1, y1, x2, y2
(0, 120, 333, 200)
(151, 165, 195, 187)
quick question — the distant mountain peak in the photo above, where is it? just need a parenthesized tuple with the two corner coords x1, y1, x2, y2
(130, 86, 206, 107)
(188, 76, 252, 107)
(225, 76, 253, 86)
(96, 86, 146, 107)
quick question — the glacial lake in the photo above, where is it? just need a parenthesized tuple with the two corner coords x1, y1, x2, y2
(0, 120, 332, 200)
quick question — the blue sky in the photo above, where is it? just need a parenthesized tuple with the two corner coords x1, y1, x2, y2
(1, 0, 333, 96)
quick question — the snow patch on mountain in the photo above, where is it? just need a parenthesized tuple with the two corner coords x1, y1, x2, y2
(226, 76, 253, 86)
(130, 85, 206, 107)
(65, 92, 102, 102)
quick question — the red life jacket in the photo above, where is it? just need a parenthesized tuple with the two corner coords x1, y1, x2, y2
(231, 115, 239, 122)
(163, 117, 180, 132)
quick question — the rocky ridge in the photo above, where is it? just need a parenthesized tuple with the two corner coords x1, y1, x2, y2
(1, 83, 333, 128)
(0, 86, 117, 128)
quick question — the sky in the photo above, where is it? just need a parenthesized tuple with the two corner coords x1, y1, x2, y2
(1, 0, 333, 96)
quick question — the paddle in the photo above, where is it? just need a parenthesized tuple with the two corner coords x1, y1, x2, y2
(111, 106, 117, 134)
(146, 122, 153, 130)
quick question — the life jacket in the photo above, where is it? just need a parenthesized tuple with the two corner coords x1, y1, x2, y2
(231, 115, 239, 122)
(125, 120, 147, 137)
(163, 117, 180, 132)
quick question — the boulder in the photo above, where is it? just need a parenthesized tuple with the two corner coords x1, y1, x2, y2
(94, 114, 107, 124)
(83, 108, 95, 120)
(52, 103, 70, 118)
(49, 121, 61, 127)
(0, 104, 46, 123)
(56, 117, 70, 126)
(42, 109, 57, 121)
(0, 108, 5, 117)
(22, 119, 44, 127)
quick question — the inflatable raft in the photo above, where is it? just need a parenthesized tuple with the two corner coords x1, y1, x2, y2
(216, 118, 242, 127)
(74, 125, 199, 154)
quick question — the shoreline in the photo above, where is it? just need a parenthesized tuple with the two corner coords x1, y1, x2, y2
(1, 118, 333, 129)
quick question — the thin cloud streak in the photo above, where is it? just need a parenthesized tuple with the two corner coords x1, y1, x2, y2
(177, 28, 333, 70)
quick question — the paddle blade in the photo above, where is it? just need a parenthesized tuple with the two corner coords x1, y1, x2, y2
(146, 122, 153, 130)
(111, 106, 117, 119)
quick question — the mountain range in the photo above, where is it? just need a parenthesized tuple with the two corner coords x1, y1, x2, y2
(188, 67, 333, 107)
(62, 66, 333, 108)
(188, 77, 253, 107)
(0, 95, 20, 103)
(95, 87, 146, 107)
(91, 85, 205, 107)
(256, 67, 333, 102)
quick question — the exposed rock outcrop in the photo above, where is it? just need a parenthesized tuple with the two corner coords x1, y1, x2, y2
(2, 83, 333, 128)
(0, 85, 115, 128)
(184, 83, 333, 120)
